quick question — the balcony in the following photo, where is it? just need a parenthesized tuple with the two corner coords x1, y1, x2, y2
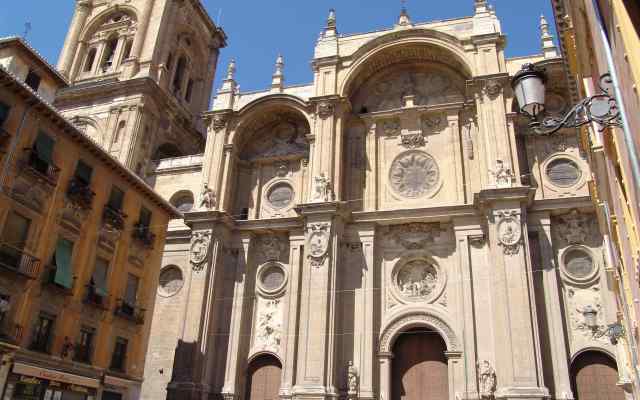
(0, 243, 40, 279)
(42, 267, 76, 296)
(102, 206, 126, 232)
(83, 285, 110, 310)
(73, 343, 92, 364)
(66, 178, 95, 210)
(18, 149, 60, 187)
(114, 299, 145, 325)
(131, 223, 155, 249)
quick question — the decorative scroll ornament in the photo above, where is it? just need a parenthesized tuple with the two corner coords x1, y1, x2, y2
(317, 102, 334, 119)
(312, 173, 334, 202)
(400, 133, 426, 149)
(212, 114, 227, 132)
(388, 223, 446, 250)
(199, 183, 216, 210)
(489, 159, 515, 188)
(478, 360, 497, 399)
(383, 120, 401, 137)
(190, 230, 212, 271)
(496, 210, 522, 255)
(261, 236, 283, 262)
(307, 223, 331, 267)
(347, 361, 359, 394)
(554, 210, 590, 245)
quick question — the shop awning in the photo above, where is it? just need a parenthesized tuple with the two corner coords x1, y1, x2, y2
(12, 362, 100, 388)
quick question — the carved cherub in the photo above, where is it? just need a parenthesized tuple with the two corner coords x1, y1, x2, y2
(199, 183, 216, 210)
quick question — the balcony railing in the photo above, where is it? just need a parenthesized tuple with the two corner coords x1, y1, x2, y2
(0, 243, 40, 279)
(114, 299, 145, 325)
(132, 223, 155, 249)
(18, 149, 60, 186)
(42, 267, 76, 295)
(102, 206, 126, 231)
(83, 285, 110, 310)
(66, 179, 95, 210)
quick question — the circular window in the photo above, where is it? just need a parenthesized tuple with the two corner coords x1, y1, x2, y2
(546, 158, 582, 187)
(170, 191, 194, 213)
(158, 266, 184, 297)
(396, 260, 439, 300)
(267, 182, 294, 209)
(258, 263, 287, 295)
(564, 248, 596, 279)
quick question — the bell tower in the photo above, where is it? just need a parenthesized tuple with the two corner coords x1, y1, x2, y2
(54, 0, 226, 174)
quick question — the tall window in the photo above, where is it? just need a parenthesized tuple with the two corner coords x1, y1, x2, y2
(137, 206, 151, 234)
(84, 48, 97, 73)
(0, 212, 31, 269)
(185, 79, 195, 102)
(0, 101, 10, 127)
(30, 131, 55, 175)
(25, 69, 41, 91)
(91, 257, 109, 298)
(107, 186, 125, 211)
(74, 160, 93, 187)
(50, 238, 74, 289)
(101, 37, 118, 72)
(173, 56, 187, 94)
(110, 337, 128, 371)
(30, 313, 55, 353)
(122, 39, 133, 61)
(74, 326, 95, 364)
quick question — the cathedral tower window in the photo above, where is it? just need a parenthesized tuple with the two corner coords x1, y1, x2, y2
(185, 79, 194, 102)
(84, 48, 97, 73)
(173, 56, 188, 95)
(101, 37, 118, 72)
(122, 39, 133, 62)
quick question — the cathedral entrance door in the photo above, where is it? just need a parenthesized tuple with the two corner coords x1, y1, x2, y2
(392, 329, 448, 400)
(246, 355, 282, 400)
(570, 351, 624, 400)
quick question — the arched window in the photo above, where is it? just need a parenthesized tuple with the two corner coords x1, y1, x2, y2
(152, 143, 183, 160)
(113, 120, 126, 144)
(185, 79, 195, 102)
(166, 52, 174, 71)
(84, 48, 97, 73)
(101, 37, 119, 72)
(122, 39, 133, 61)
(173, 56, 188, 94)
(170, 191, 195, 213)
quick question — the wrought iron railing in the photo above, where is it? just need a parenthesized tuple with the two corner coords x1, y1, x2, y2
(102, 206, 126, 231)
(0, 243, 40, 279)
(66, 178, 95, 210)
(114, 298, 145, 325)
(19, 149, 60, 186)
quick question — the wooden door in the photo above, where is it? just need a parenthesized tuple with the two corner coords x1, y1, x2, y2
(571, 351, 624, 400)
(392, 329, 449, 400)
(247, 355, 282, 400)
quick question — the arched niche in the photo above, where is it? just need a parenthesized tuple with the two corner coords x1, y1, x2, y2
(379, 309, 460, 354)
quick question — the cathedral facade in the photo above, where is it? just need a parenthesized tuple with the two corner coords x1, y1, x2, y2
(52, 1, 629, 400)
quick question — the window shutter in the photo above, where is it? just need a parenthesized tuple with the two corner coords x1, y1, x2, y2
(54, 239, 74, 289)
(75, 161, 93, 185)
(34, 132, 55, 164)
(125, 274, 139, 305)
(93, 258, 109, 297)
(0, 102, 10, 126)
(139, 207, 151, 228)
(108, 187, 124, 210)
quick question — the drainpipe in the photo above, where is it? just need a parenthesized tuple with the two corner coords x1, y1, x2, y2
(0, 101, 34, 192)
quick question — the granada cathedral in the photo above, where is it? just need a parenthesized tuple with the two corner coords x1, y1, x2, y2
(53, 1, 630, 400)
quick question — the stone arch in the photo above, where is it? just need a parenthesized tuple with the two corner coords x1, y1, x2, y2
(379, 308, 459, 353)
(80, 6, 139, 42)
(169, 190, 195, 213)
(339, 29, 473, 98)
(570, 346, 617, 365)
(247, 350, 284, 367)
(153, 142, 183, 160)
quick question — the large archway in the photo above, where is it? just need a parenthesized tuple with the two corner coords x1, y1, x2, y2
(570, 350, 624, 400)
(392, 328, 449, 400)
(246, 354, 282, 400)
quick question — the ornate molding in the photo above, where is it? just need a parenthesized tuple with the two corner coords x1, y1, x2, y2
(553, 210, 592, 245)
(261, 236, 284, 262)
(307, 223, 331, 267)
(495, 210, 522, 255)
(483, 80, 503, 99)
(387, 223, 447, 250)
(190, 230, 213, 271)
(212, 114, 228, 132)
(317, 102, 335, 119)
(379, 311, 459, 353)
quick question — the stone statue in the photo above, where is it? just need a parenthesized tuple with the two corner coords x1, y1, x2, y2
(199, 183, 216, 210)
(347, 360, 358, 393)
(312, 173, 333, 202)
(478, 360, 497, 399)
(490, 159, 514, 188)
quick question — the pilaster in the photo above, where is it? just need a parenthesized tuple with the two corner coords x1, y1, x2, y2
(57, 0, 92, 77)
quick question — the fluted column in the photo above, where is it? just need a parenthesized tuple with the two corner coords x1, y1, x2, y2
(58, 0, 91, 77)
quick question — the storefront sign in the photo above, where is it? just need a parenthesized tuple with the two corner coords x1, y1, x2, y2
(12, 363, 100, 388)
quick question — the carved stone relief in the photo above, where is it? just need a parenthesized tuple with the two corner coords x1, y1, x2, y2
(311, 173, 334, 203)
(190, 230, 212, 271)
(477, 360, 497, 399)
(261, 236, 284, 262)
(307, 223, 331, 267)
(566, 286, 610, 345)
(198, 183, 216, 210)
(387, 223, 448, 249)
(489, 159, 515, 188)
(254, 298, 283, 353)
(396, 260, 438, 300)
(495, 210, 522, 255)
(347, 361, 359, 394)
(553, 210, 593, 245)
(240, 120, 309, 161)
(317, 102, 335, 119)
(389, 150, 439, 199)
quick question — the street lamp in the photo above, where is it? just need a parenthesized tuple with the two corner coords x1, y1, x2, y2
(511, 63, 622, 135)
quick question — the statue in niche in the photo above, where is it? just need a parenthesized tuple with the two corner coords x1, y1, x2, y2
(347, 361, 358, 393)
(199, 183, 216, 210)
(478, 360, 497, 399)
(490, 159, 515, 188)
(312, 173, 334, 202)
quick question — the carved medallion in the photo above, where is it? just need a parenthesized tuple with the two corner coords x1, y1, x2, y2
(554, 210, 592, 245)
(307, 223, 331, 267)
(388, 223, 446, 249)
(389, 151, 439, 198)
(212, 114, 227, 132)
(261, 236, 283, 262)
(317, 102, 334, 119)
(496, 211, 522, 255)
(397, 260, 438, 300)
(190, 230, 212, 271)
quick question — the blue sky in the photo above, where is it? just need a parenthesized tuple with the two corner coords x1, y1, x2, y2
(0, 0, 557, 94)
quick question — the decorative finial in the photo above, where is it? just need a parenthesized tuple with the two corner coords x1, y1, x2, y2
(539, 15, 558, 59)
(226, 59, 236, 81)
(474, 0, 489, 14)
(271, 54, 284, 92)
(323, 9, 337, 38)
(274, 54, 284, 76)
(398, 0, 411, 26)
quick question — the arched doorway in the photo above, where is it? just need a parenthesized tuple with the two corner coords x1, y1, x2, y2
(392, 328, 448, 400)
(570, 351, 624, 400)
(246, 355, 282, 400)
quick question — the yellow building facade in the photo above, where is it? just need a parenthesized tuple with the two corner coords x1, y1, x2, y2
(0, 37, 179, 400)
(551, 0, 640, 398)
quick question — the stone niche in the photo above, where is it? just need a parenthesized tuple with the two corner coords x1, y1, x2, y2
(233, 111, 310, 220)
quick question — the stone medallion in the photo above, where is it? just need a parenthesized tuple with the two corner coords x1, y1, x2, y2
(389, 150, 439, 198)
(496, 211, 522, 255)
(307, 223, 331, 267)
(190, 230, 212, 271)
(396, 260, 439, 300)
